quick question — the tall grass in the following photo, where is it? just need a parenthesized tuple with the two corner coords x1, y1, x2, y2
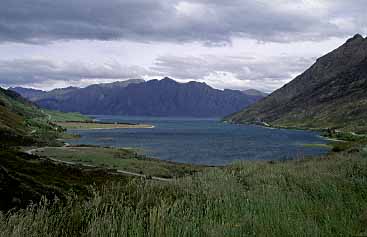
(1, 152, 366, 236)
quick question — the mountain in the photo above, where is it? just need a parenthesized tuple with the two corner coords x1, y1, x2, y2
(226, 34, 367, 133)
(13, 78, 265, 117)
(9, 87, 47, 101)
(10, 79, 144, 101)
(242, 89, 268, 97)
(87, 79, 144, 89)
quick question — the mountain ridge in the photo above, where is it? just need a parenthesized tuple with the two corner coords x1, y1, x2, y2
(12, 78, 265, 117)
(226, 34, 367, 133)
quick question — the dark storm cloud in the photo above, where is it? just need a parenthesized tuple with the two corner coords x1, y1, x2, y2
(0, 0, 365, 44)
(0, 59, 149, 86)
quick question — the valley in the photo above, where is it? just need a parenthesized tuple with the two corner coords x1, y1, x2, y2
(1, 34, 367, 236)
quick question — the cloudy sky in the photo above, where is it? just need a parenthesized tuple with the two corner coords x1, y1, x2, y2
(0, 0, 366, 92)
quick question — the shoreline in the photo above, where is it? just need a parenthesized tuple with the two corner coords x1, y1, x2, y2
(56, 121, 155, 130)
(224, 120, 367, 140)
(68, 125, 156, 130)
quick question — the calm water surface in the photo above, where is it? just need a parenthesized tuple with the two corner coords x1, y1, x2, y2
(68, 115, 330, 165)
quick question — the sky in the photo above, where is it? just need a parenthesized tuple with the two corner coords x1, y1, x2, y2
(0, 0, 366, 92)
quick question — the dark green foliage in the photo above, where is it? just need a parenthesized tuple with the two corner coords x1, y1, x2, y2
(1, 149, 367, 236)
(0, 87, 77, 146)
(0, 148, 129, 212)
(32, 146, 202, 179)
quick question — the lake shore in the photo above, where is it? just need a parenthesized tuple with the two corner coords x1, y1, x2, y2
(67, 116, 331, 165)
(56, 121, 155, 130)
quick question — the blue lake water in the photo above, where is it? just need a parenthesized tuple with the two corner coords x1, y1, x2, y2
(68, 115, 330, 166)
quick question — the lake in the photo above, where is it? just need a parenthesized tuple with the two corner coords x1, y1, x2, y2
(68, 115, 330, 165)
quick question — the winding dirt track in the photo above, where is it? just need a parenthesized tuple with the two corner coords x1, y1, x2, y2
(24, 146, 172, 182)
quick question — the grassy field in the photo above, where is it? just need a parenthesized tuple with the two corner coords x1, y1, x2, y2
(302, 143, 332, 149)
(32, 146, 202, 178)
(43, 110, 90, 122)
(1, 146, 366, 236)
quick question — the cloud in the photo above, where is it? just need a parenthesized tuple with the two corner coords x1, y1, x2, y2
(151, 55, 315, 92)
(0, 0, 366, 44)
(0, 59, 150, 88)
(0, 54, 315, 92)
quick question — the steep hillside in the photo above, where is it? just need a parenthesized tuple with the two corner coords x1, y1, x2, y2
(0, 87, 44, 137)
(14, 78, 264, 117)
(226, 34, 367, 133)
(0, 87, 88, 146)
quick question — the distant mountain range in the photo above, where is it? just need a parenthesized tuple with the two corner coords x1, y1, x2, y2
(12, 78, 266, 117)
(226, 34, 367, 133)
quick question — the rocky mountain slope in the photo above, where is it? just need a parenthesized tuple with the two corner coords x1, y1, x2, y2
(226, 34, 367, 133)
(13, 78, 265, 117)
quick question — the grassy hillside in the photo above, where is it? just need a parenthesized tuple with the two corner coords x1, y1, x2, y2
(0, 88, 53, 146)
(0, 87, 89, 146)
(0, 148, 130, 211)
(32, 145, 202, 179)
(0, 142, 366, 236)
(43, 110, 90, 122)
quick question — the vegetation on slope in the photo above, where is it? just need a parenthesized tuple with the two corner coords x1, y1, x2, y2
(0, 87, 89, 146)
(32, 146, 202, 179)
(0, 143, 366, 236)
(0, 88, 57, 146)
(0, 148, 130, 211)
(226, 34, 367, 133)
(44, 110, 90, 122)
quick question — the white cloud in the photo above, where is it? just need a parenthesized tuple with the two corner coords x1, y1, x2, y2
(151, 54, 315, 92)
(0, 59, 151, 88)
(175, 2, 206, 17)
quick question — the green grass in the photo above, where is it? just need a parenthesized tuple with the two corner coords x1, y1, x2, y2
(0, 148, 130, 211)
(0, 87, 91, 146)
(33, 146, 202, 178)
(43, 110, 90, 122)
(0, 88, 44, 119)
(1, 147, 367, 236)
(0, 88, 64, 146)
(302, 143, 332, 149)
